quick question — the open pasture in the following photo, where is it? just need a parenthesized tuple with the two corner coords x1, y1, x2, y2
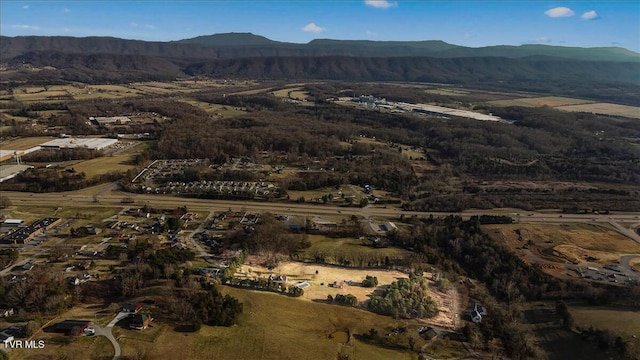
(65, 152, 138, 178)
(297, 235, 411, 268)
(176, 98, 248, 117)
(571, 306, 640, 339)
(554, 102, 640, 119)
(2, 136, 54, 150)
(425, 88, 469, 96)
(487, 96, 593, 108)
(126, 286, 431, 360)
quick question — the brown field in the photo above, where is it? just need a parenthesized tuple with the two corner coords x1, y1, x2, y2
(65, 153, 137, 178)
(484, 223, 640, 268)
(176, 98, 247, 117)
(9, 332, 115, 360)
(631, 257, 640, 272)
(554, 103, 640, 119)
(487, 96, 593, 108)
(272, 87, 302, 97)
(62, 142, 146, 178)
(1, 136, 55, 150)
(425, 88, 469, 96)
(37, 110, 69, 119)
(120, 285, 462, 360)
(571, 306, 640, 340)
(7, 261, 450, 360)
(411, 161, 438, 176)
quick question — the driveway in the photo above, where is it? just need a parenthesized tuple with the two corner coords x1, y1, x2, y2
(95, 311, 129, 360)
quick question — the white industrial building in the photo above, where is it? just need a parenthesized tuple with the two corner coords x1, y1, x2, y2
(90, 116, 131, 126)
(0, 164, 33, 182)
(40, 137, 118, 150)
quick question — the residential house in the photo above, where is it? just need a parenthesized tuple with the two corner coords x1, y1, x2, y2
(129, 314, 152, 330)
(418, 326, 438, 340)
(53, 320, 91, 335)
(268, 274, 288, 284)
(475, 303, 487, 316)
(122, 304, 142, 313)
(0, 308, 14, 318)
(471, 305, 483, 324)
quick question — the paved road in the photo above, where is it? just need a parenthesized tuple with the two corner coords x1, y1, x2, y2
(185, 210, 214, 259)
(5, 189, 639, 222)
(621, 255, 640, 272)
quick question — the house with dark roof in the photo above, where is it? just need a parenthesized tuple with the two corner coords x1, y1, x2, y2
(471, 309, 482, 324)
(122, 303, 142, 313)
(0, 308, 14, 318)
(418, 326, 439, 340)
(53, 320, 91, 335)
(130, 314, 152, 330)
(0, 332, 14, 348)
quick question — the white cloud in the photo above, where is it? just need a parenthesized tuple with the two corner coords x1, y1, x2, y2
(130, 22, 156, 30)
(581, 10, 598, 20)
(10, 24, 40, 30)
(22, 5, 29, 9)
(544, 7, 575, 18)
(302, 22, 325, 34)
(366, 30, 377, 37)
(63, 8, 70, 13)
(535, 37, 552, 43)
(364, 0, 397, 9)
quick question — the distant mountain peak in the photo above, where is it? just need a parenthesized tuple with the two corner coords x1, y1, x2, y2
(174, 32, 285, 46)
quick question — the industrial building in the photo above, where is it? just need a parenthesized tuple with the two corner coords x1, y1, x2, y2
(0, 217, 62, 245)
(90, 116, 131, 126)
(0, 164, 34, 183)
(40, 137, 118, 150)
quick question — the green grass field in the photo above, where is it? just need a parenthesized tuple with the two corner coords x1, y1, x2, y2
(299, 234, 411, 263)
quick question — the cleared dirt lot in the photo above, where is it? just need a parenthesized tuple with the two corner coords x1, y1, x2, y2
(237, 259, 459, 329)
(484, 223, 640, 268)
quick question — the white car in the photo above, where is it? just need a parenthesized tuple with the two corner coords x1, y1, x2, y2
(84, 327, 95, 335)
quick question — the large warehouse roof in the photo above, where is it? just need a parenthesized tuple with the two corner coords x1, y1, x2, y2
(40, 138, 118, 150)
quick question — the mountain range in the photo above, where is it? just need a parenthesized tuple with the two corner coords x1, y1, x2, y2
(1, 33, 639, 104)
(3, 32, 639, 62)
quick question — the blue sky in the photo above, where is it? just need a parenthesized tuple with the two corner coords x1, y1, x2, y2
(2, 1, 639, 52)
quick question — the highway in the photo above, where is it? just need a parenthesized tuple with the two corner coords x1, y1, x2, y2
(3, 188, 639, 243)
